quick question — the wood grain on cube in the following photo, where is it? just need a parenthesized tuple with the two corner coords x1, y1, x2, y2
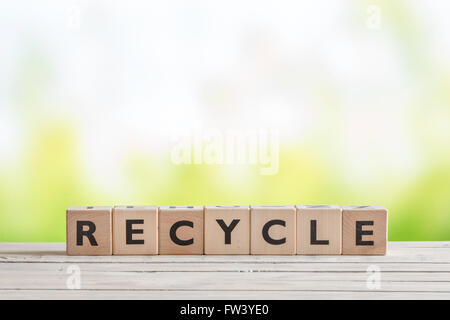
(66, 206, 112, 256)
(296, 205, 342, 255)
(112, 206, 158, 255)
(159, 206, 204, 255)
(342, 205, 388, 255)
(204, 205, 250, 255)
(250, 205, 296, 255)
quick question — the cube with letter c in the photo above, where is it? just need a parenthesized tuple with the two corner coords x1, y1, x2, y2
(159, 206, 204, 255)
(250, 205, 296, 255)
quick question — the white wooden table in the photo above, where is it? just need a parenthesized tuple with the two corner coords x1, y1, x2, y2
(0, 242, 449, 299)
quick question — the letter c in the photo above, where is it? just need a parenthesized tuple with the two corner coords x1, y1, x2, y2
(170, 220, 194, 246)
(262, 219, 286, 245)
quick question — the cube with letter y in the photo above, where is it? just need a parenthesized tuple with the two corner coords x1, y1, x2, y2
(113, 206, 158, 255)
(342, 205, 388, 255)
(251, 205, 296, 255)
(204, 205, 250, 254)
(66, 206, 112, 255)
(159, 206, 204, 255)
(296, 205, 342, 255)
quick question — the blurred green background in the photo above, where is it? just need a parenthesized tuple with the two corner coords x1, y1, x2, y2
(0, 0, 449, 242)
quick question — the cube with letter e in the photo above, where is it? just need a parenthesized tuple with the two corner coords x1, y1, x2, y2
(66, 206, 112, 255)
(113, 206, 158, 255)
(342, 205, 388, 255)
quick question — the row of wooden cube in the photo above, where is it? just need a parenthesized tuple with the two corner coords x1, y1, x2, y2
(66, 205, 388, 256)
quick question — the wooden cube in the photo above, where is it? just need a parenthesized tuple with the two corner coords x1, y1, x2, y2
(159, 206, 204, 255)
(66, 206, 112, 256)
(250, 205, 296, 255)
(342, 205, 388, 255)
(112, 206, 158, 255)
(204, 205, 250, 255)
(296, 205, 342, 255)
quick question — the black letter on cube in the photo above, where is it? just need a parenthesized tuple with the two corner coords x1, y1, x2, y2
(76, 221, 98, 246)
(356, 221, 374, 246)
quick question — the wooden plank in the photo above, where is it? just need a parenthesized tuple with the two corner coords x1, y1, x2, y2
(1, 267, 450, 282)
(0, 242, 449, 299)
(2, 255, 449, 264)
(1, 243, 450, 264)
(2, 241, 449, 253)
(1, 289, 449, 300)
(1, 262, 450, 272)
(1, 271, 449, 291)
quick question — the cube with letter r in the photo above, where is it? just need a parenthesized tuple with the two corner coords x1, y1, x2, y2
(66, 206, 112, 255)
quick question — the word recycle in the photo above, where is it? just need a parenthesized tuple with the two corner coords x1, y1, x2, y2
(66, 205, 387, 255)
